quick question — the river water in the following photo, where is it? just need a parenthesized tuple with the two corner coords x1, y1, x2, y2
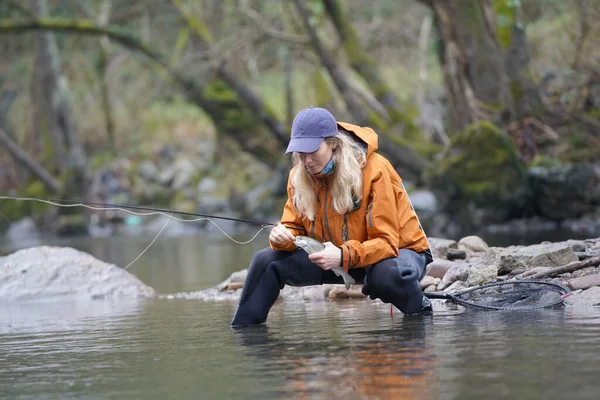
(1, 233, 600, 399)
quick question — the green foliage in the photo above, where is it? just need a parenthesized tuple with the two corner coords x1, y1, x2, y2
(221, 107, 255, 131)
(203, 80, 238, 104)
(528, 154, 563, 168)
(430, 121, 530, 222)
(313, 69, 332, 107)
(493, 0, 517, 49)
(510, 81, 524, 102)
(567, 134, 588, 150)
(0, 180, 53, 223)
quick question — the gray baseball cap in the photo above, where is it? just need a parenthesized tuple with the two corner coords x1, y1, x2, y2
(285, 107, 338, 154)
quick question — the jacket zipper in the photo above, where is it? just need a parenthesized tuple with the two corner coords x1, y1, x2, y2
(323, 181, 334, 242)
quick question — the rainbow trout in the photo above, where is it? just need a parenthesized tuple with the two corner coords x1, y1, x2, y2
(294, 235, 356, 290)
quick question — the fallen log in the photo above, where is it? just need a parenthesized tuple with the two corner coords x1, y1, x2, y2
(523, 256, 600, 280)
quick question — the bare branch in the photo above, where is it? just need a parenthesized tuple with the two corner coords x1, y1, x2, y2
(0, 127, 62, 193)
(237, 7, 309, 45)
(518, 257, 600, 280)
(3, 0, 36, 19)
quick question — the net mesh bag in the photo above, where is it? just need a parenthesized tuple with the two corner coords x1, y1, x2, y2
(425, 280, 570, 310)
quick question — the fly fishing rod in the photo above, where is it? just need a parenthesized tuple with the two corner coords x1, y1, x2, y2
(0, 195, 306, 271)
(0, 195, 306, 231)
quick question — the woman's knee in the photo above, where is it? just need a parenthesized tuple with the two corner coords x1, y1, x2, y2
(396, 249, 427, 282)
(365, 260, 398, 295)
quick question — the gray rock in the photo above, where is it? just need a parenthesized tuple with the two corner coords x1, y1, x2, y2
(458, 235, 490, 253)
(565, 240, 589, 253)
(425, 259, 456, 279)
(443, 280, 467, 292)
(170, 158, 196, 190)
(428, 237, 458, 259)
(438, 264, 470, 290)
(467, 263, 498, 286)
(498, 243, 579, 275)
(529, 163, 599, 220)
(0, 246, 156, 301)
(7, 217, 38, 240)
(197, 177, 219, 193)
(562, 286, 600, 308)
(420, 275, 437, 288)
(567, 274, 600, 291)
(446, 248, 467, 260)
(137, 161, 158, 181)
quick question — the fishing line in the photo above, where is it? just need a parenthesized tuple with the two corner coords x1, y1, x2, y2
(123, 212, 172, 270)
(0, 195, 278, 270)
(0, 195, 285, 244)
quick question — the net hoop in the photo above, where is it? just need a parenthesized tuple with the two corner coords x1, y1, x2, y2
(428, 279, 571, 311)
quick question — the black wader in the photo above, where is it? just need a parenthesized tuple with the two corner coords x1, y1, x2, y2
(231, 247, 433, 328)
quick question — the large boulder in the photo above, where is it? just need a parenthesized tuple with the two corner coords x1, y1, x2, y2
(0, 246, 156, 301)
(529, 162, 600, 220)
(498, 242, 579, 274)
(429, 121, 530, 224)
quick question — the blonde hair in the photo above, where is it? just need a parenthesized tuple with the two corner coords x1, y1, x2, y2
(291, 130, 367, 221)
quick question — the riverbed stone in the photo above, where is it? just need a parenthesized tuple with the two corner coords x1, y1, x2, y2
(562, 286, 600, 307)
(458, 235, 490, 254)
(425, 259, 456, 279)
(0, 246, 156, 301)
(438, 264, 470, 290)
(567, 274, 600, 291)
(498, 243, 579, 274)
(420, 275, 437, 288)
(466, 263, 498, 286)
(428, 237, 458, 259)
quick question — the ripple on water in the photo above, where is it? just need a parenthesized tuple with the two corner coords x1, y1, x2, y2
(2, 295, 600, 399)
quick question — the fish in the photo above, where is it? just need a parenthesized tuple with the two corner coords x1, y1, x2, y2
(294, 235, 356, 290)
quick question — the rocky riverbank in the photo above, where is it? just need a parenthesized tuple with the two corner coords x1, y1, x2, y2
(163, 235, 600, 310)
(1, 236, 599, 310)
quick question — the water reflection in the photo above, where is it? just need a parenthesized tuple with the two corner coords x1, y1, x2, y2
(2, 234, 600, 399)
(0, 298, 146, 335)
(234, 304, 438, 400)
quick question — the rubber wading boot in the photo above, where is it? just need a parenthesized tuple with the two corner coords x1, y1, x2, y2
(404, 295, 433, 316)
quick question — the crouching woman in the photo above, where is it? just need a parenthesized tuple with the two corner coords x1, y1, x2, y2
(231, 107, 433, 328)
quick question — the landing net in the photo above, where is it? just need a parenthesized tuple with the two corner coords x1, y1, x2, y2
(425, 280, 570, 310)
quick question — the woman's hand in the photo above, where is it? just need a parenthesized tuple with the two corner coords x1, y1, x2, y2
(309, 242, 342, 270)
(269, 223, 295, 245)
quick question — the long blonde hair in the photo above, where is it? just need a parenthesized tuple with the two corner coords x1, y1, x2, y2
(291, 130, 367, 221)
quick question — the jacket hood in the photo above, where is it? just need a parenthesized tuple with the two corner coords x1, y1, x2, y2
(336, 121, 378, 158)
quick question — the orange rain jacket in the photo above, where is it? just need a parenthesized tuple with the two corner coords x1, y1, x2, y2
(270, 122, 430, 272)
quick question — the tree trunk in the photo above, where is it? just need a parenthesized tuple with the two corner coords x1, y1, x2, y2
(321, 0, 419, 138)
(96, 0, 117, 152)
(493, 0, 545, 119)
(30, 0, 67, 173)
(29, 0, 90, 199)
(0, 127, 62, 193)
(431, 0, 504, 131)
(429, 0, 545, 131)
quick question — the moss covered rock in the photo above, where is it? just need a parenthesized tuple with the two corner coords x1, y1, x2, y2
(429, 121, 530, 224)
(529, 163, 600, 220)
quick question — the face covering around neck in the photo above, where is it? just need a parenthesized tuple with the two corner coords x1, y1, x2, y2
(316, 157, 335, 176)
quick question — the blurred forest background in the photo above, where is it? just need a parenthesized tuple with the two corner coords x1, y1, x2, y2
(0, 0, 599, 239)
